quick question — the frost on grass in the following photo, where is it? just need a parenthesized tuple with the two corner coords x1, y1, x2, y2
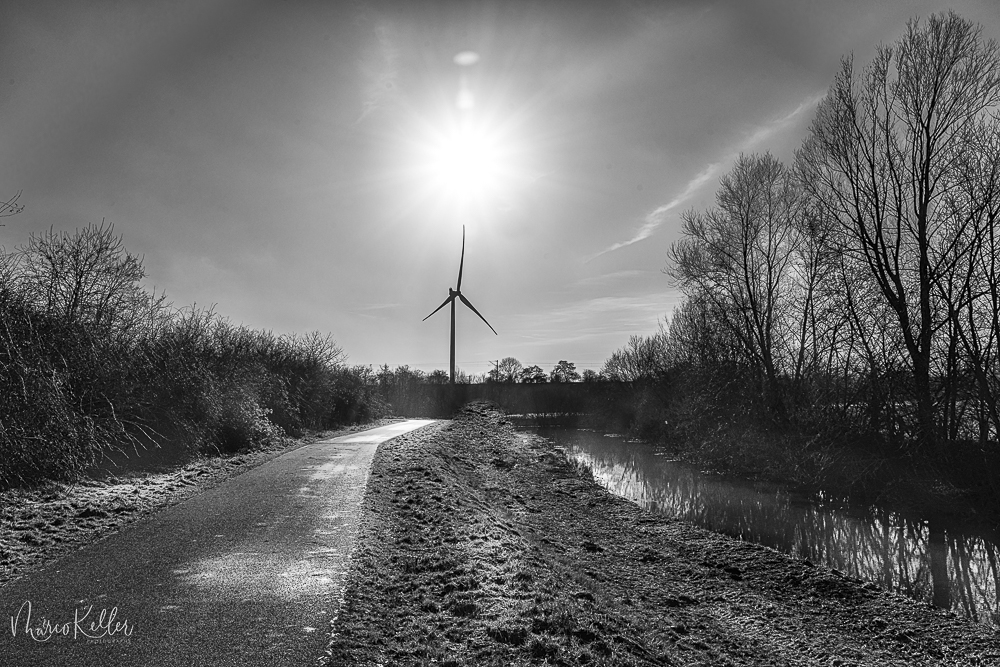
(325, 404, 1000, 667)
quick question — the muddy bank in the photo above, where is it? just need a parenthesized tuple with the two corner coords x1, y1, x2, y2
(0, 419, 400, 587)
(325, 404, 999, 666)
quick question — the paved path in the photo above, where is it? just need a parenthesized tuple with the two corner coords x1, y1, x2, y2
(0, 420, 434, 667)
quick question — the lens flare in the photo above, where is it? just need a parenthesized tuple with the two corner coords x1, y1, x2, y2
(453, 51, 480, 67)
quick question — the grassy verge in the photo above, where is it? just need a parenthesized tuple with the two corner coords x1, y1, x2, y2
(324, 403, 998, 666)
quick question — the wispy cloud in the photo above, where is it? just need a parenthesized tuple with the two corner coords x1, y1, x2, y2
(573, 269, 648, 287)
(586, 163, 718, 261)
(741, 92, 825, 148)
(587, 162, 719, 262)
(354, 302, 400, 319)
(590, 92, 825, 259)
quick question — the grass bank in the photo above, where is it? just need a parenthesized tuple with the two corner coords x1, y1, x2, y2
(324, 403, 998, 666)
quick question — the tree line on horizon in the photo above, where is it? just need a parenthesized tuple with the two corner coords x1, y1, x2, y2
(371, 359, 592, 387)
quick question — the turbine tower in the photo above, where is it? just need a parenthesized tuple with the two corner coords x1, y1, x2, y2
(423, 225, 497, 383)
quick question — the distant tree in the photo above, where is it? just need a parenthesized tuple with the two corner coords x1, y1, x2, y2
(374, 365, 424, 392)
(519, 365, 547, 383)
(549, 360, 581, 383)
(454, 369, 480, 384)
(376, 364, 394, 389)
(426, 369, 450, 384)
(397, 365, 426, 385)
(496, 357, 523, 383)
(581, 368, 600, 383)
(603, 332, 670, 383)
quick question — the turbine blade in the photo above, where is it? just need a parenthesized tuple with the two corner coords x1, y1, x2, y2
(456, 225, 466, 291)
(423, 295, 453, 321)
(459, 293, 497, 335)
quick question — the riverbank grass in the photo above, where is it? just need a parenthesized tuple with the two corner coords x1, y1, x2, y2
(324, 403, 998, 666)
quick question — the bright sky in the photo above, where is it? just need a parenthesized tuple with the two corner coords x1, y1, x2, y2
(2, 0, 998, 375)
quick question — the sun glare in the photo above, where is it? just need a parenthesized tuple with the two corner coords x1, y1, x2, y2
(424, 123, 506, 205)
(399, 74, 535, 221)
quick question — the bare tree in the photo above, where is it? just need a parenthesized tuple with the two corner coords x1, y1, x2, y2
(496, 356, 523, 383)
(799, 11, 1000, 450)
(937, 118, 1000, 441)
(17, 222, 163, 337)
(602, 332, 670, 383)
(667, 152, 801, 416)
(785, 195, 842, 396)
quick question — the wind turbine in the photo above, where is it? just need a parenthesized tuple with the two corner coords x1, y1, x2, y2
(423, 225, 497, 384)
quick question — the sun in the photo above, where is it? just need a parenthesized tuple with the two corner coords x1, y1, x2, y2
(406, 113, 523, 216)
(425, 123, 504, 203)
(396, 84, 537, 222)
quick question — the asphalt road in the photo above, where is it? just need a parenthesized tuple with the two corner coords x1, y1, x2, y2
(0, 419, 434, 667)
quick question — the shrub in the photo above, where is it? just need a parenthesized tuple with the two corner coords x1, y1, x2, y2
(0, 227, 384, 489)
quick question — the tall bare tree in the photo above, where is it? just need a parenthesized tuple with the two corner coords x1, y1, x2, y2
(798, 11, 1000, 450)
(667, 152, 801, 416)
(939, 118, 1000, 442)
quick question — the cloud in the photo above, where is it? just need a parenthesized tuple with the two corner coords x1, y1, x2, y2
(573, 269, 648, 287)
(354, 302, 400, 319)
(586, 163, 718, 261)
(740, 92, 825, 149)
(590, 91, 825, 259)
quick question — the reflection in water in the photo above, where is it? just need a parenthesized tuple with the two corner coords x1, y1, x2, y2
(530, 426, 1000, 627)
